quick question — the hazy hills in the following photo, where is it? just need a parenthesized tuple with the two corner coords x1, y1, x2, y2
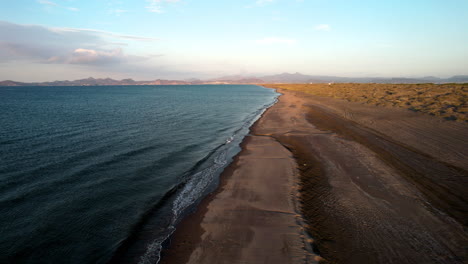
(257, 72, 468, 84)
(1, 73, 467, 86)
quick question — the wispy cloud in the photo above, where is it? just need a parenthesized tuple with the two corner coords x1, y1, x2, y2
(256, 0, 274, 5)
(37, 0, 79, 12)
(255, 37, 296, 45)
(246, 0, 274, 8)
(46, 48, 144, 65)
(146, 4, 163, 13)
(0, 21, 156, 66)
(52, 27, 160, 41)
(146, 0, 181, 13)
(37, 0, 57, 6)
(314, 24, 331, 31)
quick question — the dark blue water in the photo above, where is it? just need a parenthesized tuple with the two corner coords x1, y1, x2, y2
(0, 85, 278, 264)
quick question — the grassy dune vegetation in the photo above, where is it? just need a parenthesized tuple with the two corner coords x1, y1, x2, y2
(267, 83, 468, 122)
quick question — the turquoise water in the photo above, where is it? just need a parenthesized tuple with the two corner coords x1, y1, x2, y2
(0, 85, 278, 263)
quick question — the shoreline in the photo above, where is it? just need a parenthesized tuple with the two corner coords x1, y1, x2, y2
(160, 89, 316, 263)
(160, 87, 467, 264)
(108, 87, 280, 264)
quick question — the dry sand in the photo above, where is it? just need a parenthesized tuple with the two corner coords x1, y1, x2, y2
(268, 83, 468, 122)
(161, 87, 467, 264)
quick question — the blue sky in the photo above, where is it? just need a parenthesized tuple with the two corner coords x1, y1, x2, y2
(0, 0, 467, 81)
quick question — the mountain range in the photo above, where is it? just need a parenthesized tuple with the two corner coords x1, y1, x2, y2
(1, 73, 467, 86)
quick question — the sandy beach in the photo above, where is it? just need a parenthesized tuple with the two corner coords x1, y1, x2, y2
(161, 87, 467, 264)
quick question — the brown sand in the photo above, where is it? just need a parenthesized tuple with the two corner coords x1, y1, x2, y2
(268, 83, 468, 122)
(160, 108, 313, 263)
(161, 87, 467, 264)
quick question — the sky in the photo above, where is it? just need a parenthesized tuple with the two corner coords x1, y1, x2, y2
(0, 0, 467, 82)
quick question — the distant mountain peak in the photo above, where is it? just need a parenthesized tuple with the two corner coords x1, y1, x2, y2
(1, 74, 467, 87)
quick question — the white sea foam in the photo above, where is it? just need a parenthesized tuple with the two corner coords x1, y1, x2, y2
(138, 149, 228, 264)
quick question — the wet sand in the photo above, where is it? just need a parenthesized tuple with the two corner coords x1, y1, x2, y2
(161, 88, 467, 264)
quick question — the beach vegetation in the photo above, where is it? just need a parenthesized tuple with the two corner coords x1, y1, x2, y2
(266, 83, 468, 122)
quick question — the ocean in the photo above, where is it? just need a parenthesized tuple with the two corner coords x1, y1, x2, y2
(0, 85, 278, 263)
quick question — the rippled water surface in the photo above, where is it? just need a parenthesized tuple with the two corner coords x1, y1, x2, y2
(0, 85, 278, 263)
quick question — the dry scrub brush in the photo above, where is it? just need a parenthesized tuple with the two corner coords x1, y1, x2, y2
(268, 83, 468, 122)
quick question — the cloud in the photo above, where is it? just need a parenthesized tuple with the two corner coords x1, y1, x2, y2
(46, 48, 140, 65)
(0, 21, 154, 66)
(246, 0, 274, 8)
(0, 42, 49, 59)
(314, 24, 331, 31)
(37, 0, 57, 6)
(146, 0, 181, 13)
(65, 48, 123, 64)
(255, 37, 296, 45)
(256, 0, 274, 5)
(146, 4, 163, 13)
(152, 0, 182, 2)
(37, 0, 80, 12)
(50, 27, 160, 41)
